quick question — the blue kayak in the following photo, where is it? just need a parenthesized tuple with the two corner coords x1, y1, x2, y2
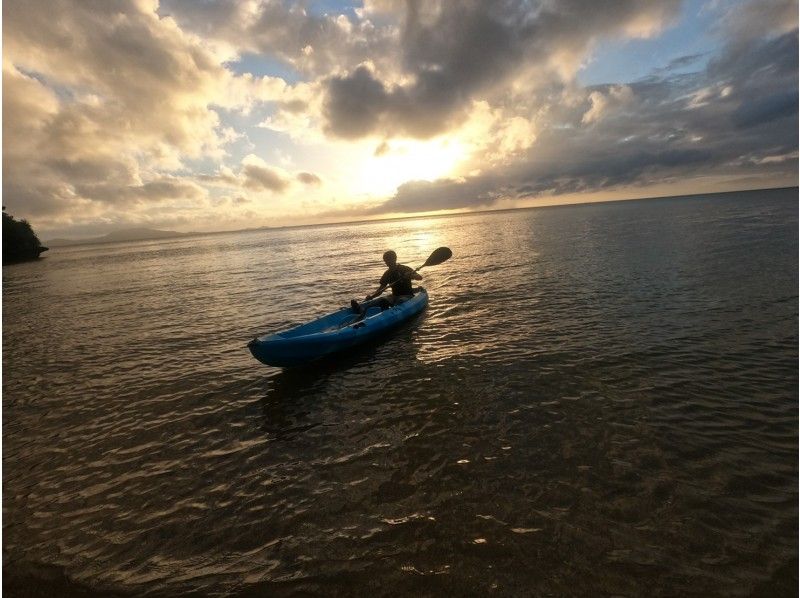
(248, 288, 428, 367)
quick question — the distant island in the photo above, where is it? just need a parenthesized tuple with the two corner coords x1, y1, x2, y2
(47, 227, 193, 247)
(3, 207, 48, 264)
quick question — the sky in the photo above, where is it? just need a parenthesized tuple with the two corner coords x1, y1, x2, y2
(3, 0, 798, 238)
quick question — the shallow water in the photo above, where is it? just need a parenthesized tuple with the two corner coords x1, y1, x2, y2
(3, 188, 798, 596)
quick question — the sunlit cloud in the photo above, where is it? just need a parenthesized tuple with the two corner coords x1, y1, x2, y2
(582, 85, 635, 125)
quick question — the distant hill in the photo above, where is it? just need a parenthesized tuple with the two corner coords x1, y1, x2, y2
(47, 228, 192, 247)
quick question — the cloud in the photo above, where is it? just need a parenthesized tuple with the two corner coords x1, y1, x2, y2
(74, 178, 207, 204)
(4, 0, 237, 163)
(373, 176, 502, 213)
(320, 1, 682, 139)
(242, 163, 289, 192)
(159, 0, 396, 76)
(168, 0, 681, 142)
(369, 144, 717, 215)
(343, 23, 798, 216)
(662, 53, 707, 72)
(297, 172, 322, 185)
(582, 85, 635, 125)
(197, 153, 321, 195)
(2, 0, 796, 236)
(3, 0, 288, 231)
(732, 90, 799, 129)
(717, 0, 798, 44)
(324, 65, 395, 138)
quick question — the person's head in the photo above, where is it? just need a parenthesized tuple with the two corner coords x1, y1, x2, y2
(383, 250, 397, 267)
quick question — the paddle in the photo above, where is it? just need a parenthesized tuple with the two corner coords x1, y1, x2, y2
(374, 246, 452, 296)
(415, 246, 453, 271)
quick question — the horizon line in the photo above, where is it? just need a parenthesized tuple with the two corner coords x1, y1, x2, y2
(46, 185, 798, 247)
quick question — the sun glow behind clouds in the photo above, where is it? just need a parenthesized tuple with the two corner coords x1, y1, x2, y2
(351, 137, 467, 197)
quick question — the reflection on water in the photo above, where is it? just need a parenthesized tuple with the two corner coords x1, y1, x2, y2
(3, 188, 798, 596)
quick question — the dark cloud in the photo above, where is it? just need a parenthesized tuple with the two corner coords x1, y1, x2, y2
(717, 0, 797, 45)
(44, 156, 136, 184)
(324, 66, 392, 138)
(361, 25, 798, 215)
(370, 176, 502, 213)
(708, 27, 798, 82)
(322, 0, 682, 138)
(666, 53, 706, 70)
(650, 52, 707, 77)
(242, 164, 290, 192)
(732, 90, 798, 129)
(700, 30, 798, 146)
(279, 99, 308, 114)
(74, 179, 206, 204)
(510, 145, 715, 198)
(297, 172, 321, 185)
(2, 178, 81, 217)
(371, 144, 718, 214)
(197, 162, 299, 193)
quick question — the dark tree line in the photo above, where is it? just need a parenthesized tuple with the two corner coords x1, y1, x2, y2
(3, 206, 48, 264)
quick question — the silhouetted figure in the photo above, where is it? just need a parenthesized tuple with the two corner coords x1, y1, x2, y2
(351, 250, 423, 315)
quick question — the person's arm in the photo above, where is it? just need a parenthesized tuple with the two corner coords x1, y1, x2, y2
(366, 266, 419, 299)
(403, 265, 422, 281)
(365, 283, 388, 301)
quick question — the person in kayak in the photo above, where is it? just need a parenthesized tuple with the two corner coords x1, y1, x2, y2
(351, 250, 422, 315)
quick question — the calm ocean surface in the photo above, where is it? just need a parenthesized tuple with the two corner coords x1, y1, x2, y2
(3, 188, 798, 596)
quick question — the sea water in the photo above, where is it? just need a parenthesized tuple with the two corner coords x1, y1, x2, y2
(3, 188, 797, 596)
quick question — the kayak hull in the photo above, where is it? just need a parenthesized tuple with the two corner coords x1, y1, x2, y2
(248, 289, 428, 367)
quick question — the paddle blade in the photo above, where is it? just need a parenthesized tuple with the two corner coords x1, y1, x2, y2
(421, 246, 452, 268)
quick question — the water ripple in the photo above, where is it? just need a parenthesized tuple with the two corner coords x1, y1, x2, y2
(3, 189, 798, 596)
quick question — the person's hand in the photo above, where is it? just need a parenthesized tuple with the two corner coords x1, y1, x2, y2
(364, 294, 373, 301)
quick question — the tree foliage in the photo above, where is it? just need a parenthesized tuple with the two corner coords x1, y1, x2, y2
(3, 206, 48, 263)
